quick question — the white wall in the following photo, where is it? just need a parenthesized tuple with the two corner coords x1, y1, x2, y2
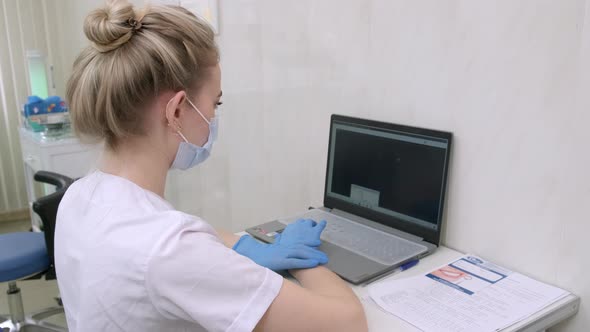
(57, 0, 589, 330)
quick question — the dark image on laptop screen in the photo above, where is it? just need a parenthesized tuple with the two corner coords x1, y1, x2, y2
(326, 120, 450, 231)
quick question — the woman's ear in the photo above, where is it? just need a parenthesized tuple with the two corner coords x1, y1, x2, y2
(164, 90, 187, 131)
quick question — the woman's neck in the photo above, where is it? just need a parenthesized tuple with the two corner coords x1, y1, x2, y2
(99, 139, 170, 198)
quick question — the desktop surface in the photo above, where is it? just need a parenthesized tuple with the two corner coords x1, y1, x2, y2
(236, 231, 579, 331)
(350, 246, 580, 332)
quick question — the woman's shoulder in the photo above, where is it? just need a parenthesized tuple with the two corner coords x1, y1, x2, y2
(151, 210, 218, 236)
(59, 171, 221, 252)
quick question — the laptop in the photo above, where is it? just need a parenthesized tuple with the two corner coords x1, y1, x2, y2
(247, 114, 453, 284)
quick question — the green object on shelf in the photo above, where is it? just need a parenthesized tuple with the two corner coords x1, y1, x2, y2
(26, 118, 46, 132)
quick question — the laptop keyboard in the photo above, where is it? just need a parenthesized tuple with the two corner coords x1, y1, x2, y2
(304, 210, 427, 266)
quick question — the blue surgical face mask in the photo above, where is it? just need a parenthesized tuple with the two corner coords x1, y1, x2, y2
(170, 98, 218, 170)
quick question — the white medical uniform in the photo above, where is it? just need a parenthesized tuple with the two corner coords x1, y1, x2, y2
(55, 171, 283, 332)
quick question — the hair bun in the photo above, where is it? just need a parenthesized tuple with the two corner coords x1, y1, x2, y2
(84, 1, 136, 53)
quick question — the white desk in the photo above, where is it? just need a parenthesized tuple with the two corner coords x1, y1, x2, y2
(349, 246, 580, 332)
(237, 230, 580, 331)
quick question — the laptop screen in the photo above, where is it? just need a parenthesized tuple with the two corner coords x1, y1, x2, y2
(324, 115, 452, 245)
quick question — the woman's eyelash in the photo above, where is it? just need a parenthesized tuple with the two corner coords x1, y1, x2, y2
(216, 101, 223, 106)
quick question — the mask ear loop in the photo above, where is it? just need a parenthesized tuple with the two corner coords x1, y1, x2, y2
(175, 129, 189, 143)
(186, 98, 210, 125)
(166, 97, 189, 143)
(167, 122, 189, 143)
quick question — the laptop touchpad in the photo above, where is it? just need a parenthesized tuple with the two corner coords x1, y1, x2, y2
(320, 241, 390, 284)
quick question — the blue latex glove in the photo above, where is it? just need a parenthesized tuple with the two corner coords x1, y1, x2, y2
(277, 219, 327, 248)
(232, 235, 328, 271)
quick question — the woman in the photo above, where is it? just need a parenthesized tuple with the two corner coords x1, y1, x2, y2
(55, 1, 367, 331)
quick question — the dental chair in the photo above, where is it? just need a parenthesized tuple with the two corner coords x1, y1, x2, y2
(0, 171, 73, 332)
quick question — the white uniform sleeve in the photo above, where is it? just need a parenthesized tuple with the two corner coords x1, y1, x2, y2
(145, 215, 283, 332)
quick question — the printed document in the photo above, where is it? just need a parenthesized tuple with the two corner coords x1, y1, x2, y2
(368, 255, 569, 332)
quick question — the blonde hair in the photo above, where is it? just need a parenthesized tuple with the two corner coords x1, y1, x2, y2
(66, 0, 219, 148)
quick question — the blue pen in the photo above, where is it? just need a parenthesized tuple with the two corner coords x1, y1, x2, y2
(400, 259, 419, 271)
(361, 259, 420, 287)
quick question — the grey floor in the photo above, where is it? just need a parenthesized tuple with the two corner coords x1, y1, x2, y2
(0, 220, 68, 330)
